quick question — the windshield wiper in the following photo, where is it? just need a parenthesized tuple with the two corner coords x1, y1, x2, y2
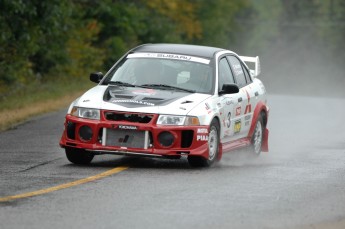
(141, 84, 195, 93)
(108, 81, 137, 87)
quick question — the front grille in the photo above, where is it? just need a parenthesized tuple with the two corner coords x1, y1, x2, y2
(104, 111, 153, 123)
(104, 128, 148, 148)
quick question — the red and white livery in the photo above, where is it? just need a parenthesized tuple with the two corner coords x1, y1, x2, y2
(60, 44, 269, 167)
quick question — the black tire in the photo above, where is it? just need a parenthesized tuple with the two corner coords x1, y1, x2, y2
(65, 147, 94, 165)
(250, 114, 264, 156)
(188, 119, 220, 167)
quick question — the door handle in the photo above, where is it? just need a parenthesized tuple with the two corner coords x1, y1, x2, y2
(238, 97, 243, 102)
(255, 92, 259, 96)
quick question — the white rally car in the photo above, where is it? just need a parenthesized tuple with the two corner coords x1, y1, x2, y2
(60, 44, 269, 167)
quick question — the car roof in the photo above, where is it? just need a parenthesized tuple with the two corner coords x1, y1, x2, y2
(131, 43, 228, 59)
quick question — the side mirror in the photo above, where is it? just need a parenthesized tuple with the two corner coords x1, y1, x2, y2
(90, 72, 104, 83)
(219, 84, 239, 95)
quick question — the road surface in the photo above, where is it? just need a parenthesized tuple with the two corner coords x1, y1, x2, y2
(1, 94, 345, 229)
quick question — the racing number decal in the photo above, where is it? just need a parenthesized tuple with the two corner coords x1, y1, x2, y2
(234, 120, 241, 134)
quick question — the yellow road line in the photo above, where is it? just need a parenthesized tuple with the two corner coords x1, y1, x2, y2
(0, 166, 129, 202)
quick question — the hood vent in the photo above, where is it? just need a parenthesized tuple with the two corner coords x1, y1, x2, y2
(142, 97, 164, 101)
(113, 95, 134, 99)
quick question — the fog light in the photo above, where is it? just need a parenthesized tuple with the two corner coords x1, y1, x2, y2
(79, 125, 93, 141)
(158, 131, 174, 147)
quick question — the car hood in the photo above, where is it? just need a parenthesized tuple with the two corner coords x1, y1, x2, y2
(75, 85, 212, 115)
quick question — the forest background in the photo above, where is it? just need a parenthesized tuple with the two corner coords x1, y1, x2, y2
(0, 0, 344, 129)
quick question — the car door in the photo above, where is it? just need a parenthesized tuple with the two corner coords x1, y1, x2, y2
(217, 57, 245, 143)
(227, 55, 257, 138)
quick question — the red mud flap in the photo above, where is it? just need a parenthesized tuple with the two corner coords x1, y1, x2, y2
(262, 128, 269, 152)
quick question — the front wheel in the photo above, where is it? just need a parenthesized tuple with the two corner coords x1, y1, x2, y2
(65, 147, 94, 165)
(188, 119, 220, 167)
(251, 114, 264, 156)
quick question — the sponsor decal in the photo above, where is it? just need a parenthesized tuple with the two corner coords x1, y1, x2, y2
(245, 89, 251, 103)
(244, 104, 252, 114)
(157, 53, 192, 61)
(234, 120, 241, 134)
(205, 103, 212, 114)
(197, 128, 208, 134)
(127, 53, 210, 64)
(205, 103, 210, 110)
(232, 64, 243, 76)
(244, 115, 251, 126)
(118, 135, 134, 143)
(236, 107, 241, 116)
(111, 99, 154, 106)
(118, 125, 138, 130)
(132, 89, 156, 96)
(226, 100, 234, 105)
(244, 89, 252, 114)
(197, 135, 208, 141)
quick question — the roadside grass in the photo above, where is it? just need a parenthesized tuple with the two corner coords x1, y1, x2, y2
(0, 79, 94, 131)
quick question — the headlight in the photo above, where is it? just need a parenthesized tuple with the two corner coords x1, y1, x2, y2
(70, 107, 100, 120)
(157, 115, 200, 125)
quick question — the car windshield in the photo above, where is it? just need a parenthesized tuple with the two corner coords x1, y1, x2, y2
(103, 55, 214, 94)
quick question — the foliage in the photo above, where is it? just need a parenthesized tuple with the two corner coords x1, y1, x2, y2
(0, 1, 72, 82)
(194, 0, 249, 48)
(1, 0, 344, 101)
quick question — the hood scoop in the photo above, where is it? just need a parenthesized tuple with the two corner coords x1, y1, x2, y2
(103, 85, 192, 108)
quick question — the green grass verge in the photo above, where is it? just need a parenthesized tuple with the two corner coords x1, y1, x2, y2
(0, 78, 94, 131)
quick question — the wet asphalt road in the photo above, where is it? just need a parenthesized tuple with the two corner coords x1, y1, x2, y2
(0, 94, 345, 229)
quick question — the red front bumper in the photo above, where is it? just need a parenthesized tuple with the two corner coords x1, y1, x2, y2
(59, 114, 210, 159)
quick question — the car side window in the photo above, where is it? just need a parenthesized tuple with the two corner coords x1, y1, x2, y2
(227, 56, 247, 88)
(218, 57, 235, 91)
(243, 65, 252, 84)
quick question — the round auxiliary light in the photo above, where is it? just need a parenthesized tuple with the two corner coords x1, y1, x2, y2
(79, 125, 93, 141)
(158, 131, 175, 147)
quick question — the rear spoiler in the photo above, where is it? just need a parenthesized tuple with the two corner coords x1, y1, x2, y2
(239, 56, 261, 78)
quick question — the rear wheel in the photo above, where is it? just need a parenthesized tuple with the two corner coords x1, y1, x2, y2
(65, 147, 94, 165)
(251, 114, 264, 156)
(188, 119, 220, 167)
